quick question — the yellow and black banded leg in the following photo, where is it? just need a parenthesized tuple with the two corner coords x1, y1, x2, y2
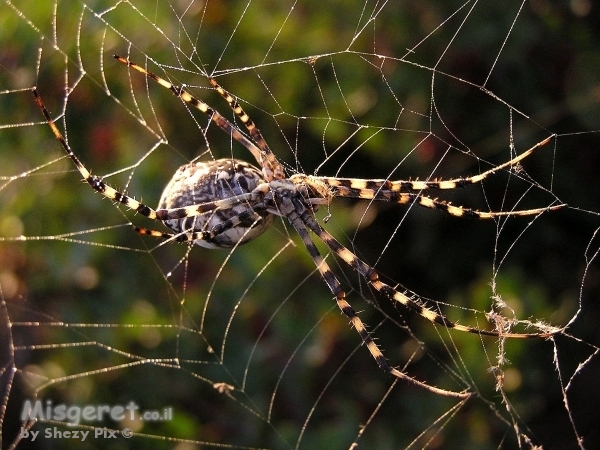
(208, 77, 285, 180)
(316, 136, 554, 192)
(324, 186, 564, 219)
(33, 88, 161, 217)
(34, 87, 272, 224)
(134, 208, 267, 244)
(155, 187, 270, 222)
(292, 197, 559, 339)
(113, 55, 283, 181)
(283, 197, 472, 398)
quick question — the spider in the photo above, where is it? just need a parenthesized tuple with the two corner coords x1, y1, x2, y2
(33, 55, 563, 398)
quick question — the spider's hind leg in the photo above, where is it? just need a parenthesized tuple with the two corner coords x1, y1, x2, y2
(208, 77, 284, 180)
(113, 55, 284, 181)
(33, 88, 162, 220)
(134, 203, 270, 248)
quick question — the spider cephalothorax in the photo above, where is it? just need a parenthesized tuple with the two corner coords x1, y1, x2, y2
(33, 54, 563, 398)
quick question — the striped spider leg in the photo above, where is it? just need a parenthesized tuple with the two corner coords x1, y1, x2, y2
(34, 55, 562, 398)
(305, 135, 565, 218)
(32, 90, 275, 248)
(113, 55, 285, 183)
(283, 193, 560, 399)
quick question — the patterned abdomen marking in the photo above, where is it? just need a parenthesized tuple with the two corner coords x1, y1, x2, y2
(159, 159, 273, 248)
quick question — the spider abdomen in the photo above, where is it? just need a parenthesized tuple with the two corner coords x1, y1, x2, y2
(158, 158, 273, 249)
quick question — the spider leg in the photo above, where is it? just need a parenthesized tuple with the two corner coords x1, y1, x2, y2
(113, 55, 283, 181)
(134, 206, 267, 244)
(156, 185, 271, 221)
(113, 56, 263, 177)
(290, 196, 559, 339)
(316, 136, 554, 192)
(281, 196, 472, 398)
(134, 226, 195, 242)
(324, 187, 564, 218)
(33, 88, 161, 219)
(34, 88, 272, 224)
(208, 78, 285, 180)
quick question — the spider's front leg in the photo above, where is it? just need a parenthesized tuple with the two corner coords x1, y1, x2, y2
(280, 186, 560, 395)
(276, 191, 472, 398)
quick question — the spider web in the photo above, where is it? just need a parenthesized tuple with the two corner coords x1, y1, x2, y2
(1, 0, 599, 448)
